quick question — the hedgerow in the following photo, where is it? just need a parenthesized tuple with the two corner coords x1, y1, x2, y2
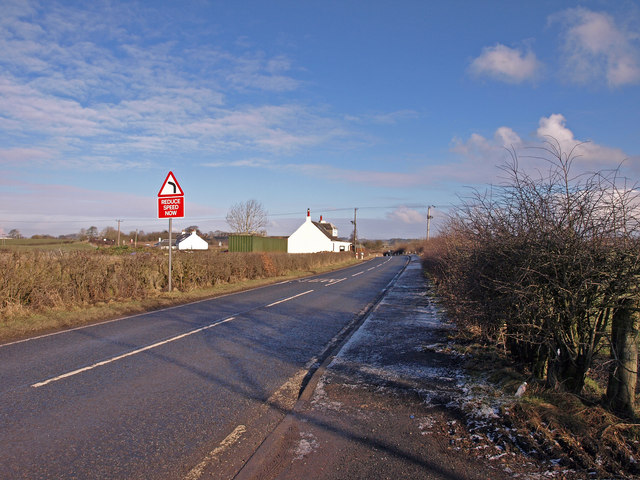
(0, 250, 350, 316)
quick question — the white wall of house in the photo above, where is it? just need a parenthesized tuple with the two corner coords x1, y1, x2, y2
(177, 231, 209, 250)
(288, 213, 352, 253)
(288, 216, 332, 253)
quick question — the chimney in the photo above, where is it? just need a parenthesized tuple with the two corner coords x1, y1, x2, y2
(320, 215, 323, 222)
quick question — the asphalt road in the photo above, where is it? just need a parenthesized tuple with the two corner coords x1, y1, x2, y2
(0, 255, 408, 479)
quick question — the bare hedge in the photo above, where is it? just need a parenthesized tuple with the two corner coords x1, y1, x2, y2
(0, 250, 350, 316)
(424, 141, 640, 415)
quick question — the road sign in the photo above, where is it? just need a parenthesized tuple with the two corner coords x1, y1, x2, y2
(158, 171, 184, 197)
(157, 171, 184, 219)
(158, 196, 184, 218)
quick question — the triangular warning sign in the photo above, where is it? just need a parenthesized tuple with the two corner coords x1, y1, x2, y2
(158, 171, 184, 197)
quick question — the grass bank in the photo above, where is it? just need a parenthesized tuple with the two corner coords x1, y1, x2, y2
(452, 336, 640, 478)
(0, 249, 359, 343)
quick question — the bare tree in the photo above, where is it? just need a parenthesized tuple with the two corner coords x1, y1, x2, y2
(226, 199, 268, 235)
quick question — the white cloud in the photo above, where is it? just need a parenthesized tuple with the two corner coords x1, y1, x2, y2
(536, 113, 629, 166)
(470, 44, 542, 83)
(452, 114, 635, 179)
(386, 206, 426, 224)
(451, 127, 521, 158)
(551, 8, 640, 87)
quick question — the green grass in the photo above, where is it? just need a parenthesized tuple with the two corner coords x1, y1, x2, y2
(0, 238, 96, 251)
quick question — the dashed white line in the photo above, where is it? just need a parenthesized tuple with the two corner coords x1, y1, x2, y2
(31, 316, 236, 388)
(266, 290, 314, 307)
(325, 278, 347, 287)
(351, 271, 364, 277)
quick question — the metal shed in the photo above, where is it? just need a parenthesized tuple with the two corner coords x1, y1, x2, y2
(228, 235, 288, 253)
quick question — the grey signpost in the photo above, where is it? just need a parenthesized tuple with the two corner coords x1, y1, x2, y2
(157, 172, 184, 292)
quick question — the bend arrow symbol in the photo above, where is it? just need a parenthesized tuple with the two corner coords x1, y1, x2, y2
(168, 181, 177, 194)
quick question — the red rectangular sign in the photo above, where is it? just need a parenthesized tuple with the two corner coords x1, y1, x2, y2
(158, 196, 184, 219)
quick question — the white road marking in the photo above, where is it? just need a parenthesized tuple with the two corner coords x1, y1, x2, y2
(325, 278, 347, 287)
(266, 290, 314, 307)
(31, 316, 236, 388)
(184, 424, 247, 480)
(367, 267, 376, 271)
(351, 271, 364, 277)
(0, 276, 284, 349)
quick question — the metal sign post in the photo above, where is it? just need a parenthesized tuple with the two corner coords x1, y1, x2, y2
(157, 171, 185, 293)
(168, 218, 173, 292)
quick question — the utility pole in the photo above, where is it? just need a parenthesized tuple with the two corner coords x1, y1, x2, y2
(116, 219, 122, 246)
(351, 208, 358, 258)
(426, 206, 434, 241)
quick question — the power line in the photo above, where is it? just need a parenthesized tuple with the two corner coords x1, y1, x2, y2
(0, 203, 457, 228)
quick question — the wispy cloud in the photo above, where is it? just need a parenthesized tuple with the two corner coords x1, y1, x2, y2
(0, 177, 222, 236)
(0, 1, 334, 170)
(469, 44, 542, 83)
(345, 110, 420, 125)
(550, 7, 640, 87)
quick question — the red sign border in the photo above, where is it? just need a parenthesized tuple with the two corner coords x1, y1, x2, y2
(158, 171, 184, 197)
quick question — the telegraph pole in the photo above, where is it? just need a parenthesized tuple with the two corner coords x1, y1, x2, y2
(116, 219, 122, 246)
(351, 208, 358, 258)
(426, 206, 434, 241)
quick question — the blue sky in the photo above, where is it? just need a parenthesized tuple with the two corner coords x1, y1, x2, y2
(1, 0, 639, 239)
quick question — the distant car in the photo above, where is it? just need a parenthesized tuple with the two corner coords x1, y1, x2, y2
(383, 250, 392, 256)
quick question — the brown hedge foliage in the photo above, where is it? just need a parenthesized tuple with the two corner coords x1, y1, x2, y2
(0, 250, 349, 316)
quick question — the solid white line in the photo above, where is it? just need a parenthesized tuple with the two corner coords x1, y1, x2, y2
(184, 424, 247, 480)
(351, 271, 364, 277)
(31, 317, 236, 388)
(266, 290, 314, 307)
(325, 278, 347, 287)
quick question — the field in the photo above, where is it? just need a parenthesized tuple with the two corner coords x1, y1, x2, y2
(0, 238, 97, 251)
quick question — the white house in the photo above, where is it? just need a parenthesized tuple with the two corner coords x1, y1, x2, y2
(176, 230, 209, 250)
(288, 209, 352, 253)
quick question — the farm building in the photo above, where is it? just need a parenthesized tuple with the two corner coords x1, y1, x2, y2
(176, 230, 209, 250)
(287, 209, 352, 254)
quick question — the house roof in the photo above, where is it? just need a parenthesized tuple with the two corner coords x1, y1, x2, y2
(311, 221, 337, 240)
(175, 231, 191, 244)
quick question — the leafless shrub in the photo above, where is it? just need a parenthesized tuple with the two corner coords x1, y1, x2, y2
(428, 139, 640, 412)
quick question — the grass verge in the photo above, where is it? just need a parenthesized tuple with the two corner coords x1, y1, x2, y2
(456, 339, 640, 478)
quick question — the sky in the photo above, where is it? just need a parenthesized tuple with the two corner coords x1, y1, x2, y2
(1, 0, 639, 240)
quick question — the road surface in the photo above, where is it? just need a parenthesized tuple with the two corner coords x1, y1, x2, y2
(0, 255, 408, 479)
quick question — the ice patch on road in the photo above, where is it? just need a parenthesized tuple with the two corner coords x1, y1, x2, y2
(294, 431, 319, 461)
